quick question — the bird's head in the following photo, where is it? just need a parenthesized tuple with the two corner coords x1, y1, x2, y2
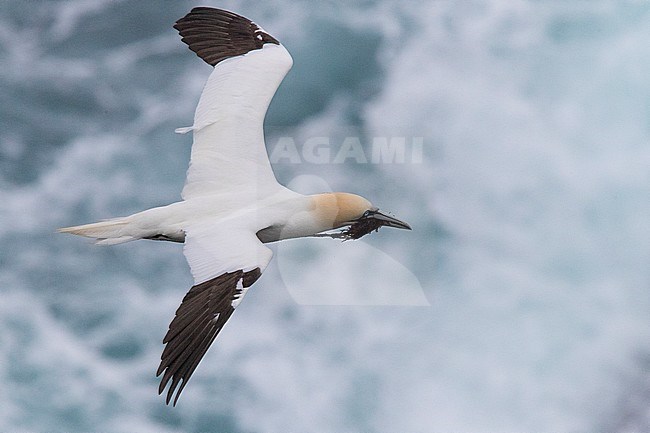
(313, 193, 411, 240)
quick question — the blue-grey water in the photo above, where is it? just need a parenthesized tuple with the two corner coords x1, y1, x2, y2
(2, 1, 650, 432)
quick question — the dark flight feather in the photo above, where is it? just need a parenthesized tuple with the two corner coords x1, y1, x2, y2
(174, 7, 279, 67)
(157, 268, 261, 405)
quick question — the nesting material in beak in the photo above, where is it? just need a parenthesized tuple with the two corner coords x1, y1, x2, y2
(333, 210, 412, 240)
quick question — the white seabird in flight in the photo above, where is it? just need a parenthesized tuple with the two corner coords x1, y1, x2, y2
(59, 7, 411, 405)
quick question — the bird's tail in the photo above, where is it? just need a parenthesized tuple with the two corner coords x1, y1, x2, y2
(58, 217, 136, 245)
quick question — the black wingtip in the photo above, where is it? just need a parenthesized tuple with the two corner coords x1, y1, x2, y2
(156, 269, 262, 405)
(174, 7, 279, 67)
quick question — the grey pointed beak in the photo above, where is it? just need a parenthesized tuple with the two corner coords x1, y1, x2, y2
(369, 210, 412, 230)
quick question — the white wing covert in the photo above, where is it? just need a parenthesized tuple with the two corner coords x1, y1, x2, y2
(174, 8, 293, 199)
(157, 8, 286, 405)
(157, 221, 273, 405)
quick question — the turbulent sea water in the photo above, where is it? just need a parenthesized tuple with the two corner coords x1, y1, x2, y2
(2, 1, 650, 432)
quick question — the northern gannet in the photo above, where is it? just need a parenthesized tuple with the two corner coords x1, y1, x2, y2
(59, 7, 411, 406)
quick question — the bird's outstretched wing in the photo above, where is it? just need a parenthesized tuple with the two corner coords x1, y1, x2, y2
(157, 223, 273, 405)
(174, 7, 293, 199)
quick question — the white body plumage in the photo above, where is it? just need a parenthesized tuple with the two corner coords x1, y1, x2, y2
(58, 7, 410, 406)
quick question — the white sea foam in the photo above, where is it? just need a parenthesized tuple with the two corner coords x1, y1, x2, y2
(2, 1, 650, 432)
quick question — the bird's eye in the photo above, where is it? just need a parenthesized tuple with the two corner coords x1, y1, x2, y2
(256, 33, 263, 41)
(362, 210, 371, 218)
